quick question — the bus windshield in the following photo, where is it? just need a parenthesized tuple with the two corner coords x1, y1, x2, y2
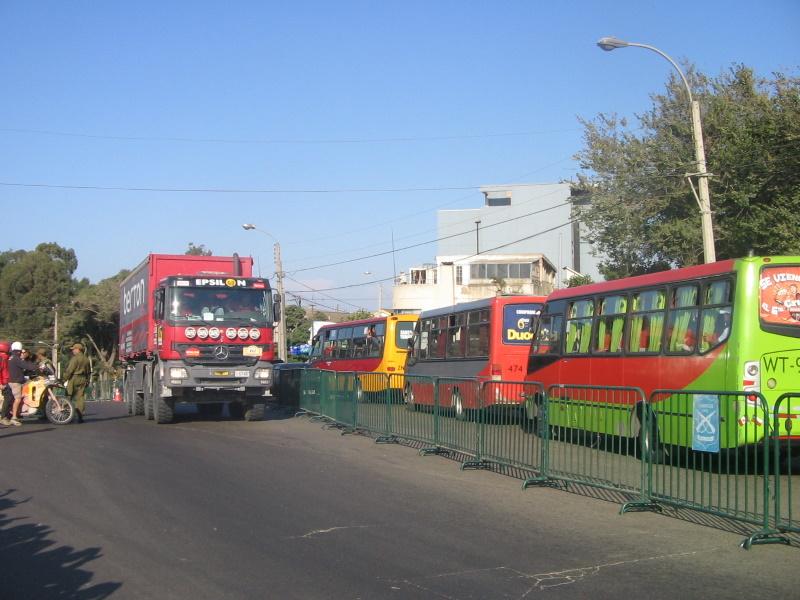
(168, 288, 272, 324)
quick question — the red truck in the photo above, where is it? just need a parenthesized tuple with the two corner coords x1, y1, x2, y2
(119, 253, 280, 423)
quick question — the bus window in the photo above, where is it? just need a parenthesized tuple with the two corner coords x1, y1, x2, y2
(396, 321, 415, 350)
(446, 313, 466, 358)
(699, 279, 733, 352)
(352, 325, 367, 358)
(323, 329, 337, 357)
(628, 290, 666, 353)
(594, 295, 626, 353)
(429, 318, 446, 359)
(366, 322, 385, 358)
(566, 300, 593, 354)
(667, 285, 699, 353)
(467, 310, 489, 357)
(336, 327, 353, 359)
(416, 320, 430, 360)
(531, 314, 563, 355)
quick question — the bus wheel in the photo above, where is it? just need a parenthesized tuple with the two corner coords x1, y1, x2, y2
(244, 401, 265, 421)
(635, 404, 665, 463)
(520, 397, 538, 433)
(404, 383, 416, 412)
(452, 390, 468, 421)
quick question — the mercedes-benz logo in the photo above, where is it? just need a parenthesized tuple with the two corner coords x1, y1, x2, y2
(213, 345, 229, 360)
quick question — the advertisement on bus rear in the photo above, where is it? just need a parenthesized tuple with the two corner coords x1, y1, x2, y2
(759, 266, 800, 325)
(502, 303, 542, 344)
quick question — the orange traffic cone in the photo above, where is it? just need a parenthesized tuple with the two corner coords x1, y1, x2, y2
(113, 387, 123, 402)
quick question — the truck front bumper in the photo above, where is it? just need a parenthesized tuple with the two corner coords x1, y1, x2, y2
(159, 360, 273, 398)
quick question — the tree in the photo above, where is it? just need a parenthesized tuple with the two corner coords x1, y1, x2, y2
(63, 269, 130, 377)
(186, 243, 212, 256)
(575, 66, 800, 279)
(566, 274, 594, 288)
(346, 309, 373, 321)
(0, 243, 78, 343)
(284, 304, 310, 347)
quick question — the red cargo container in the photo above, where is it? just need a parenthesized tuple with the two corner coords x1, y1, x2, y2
(119, 253, 280, 424)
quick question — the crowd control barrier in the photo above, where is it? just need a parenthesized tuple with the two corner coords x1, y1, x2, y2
(296, 369, 798, 549)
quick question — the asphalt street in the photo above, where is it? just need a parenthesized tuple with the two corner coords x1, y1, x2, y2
(0, 401, 796, 600)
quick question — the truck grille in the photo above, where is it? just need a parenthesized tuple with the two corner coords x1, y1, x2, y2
(173, 344, 259, 366)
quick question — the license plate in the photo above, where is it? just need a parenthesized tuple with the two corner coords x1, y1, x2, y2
(243, 345, 262, 357)
(213, 370, 230, 376)
(234, 370, 250, 378)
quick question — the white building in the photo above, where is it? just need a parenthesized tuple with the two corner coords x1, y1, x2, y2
(392, 183, 599, 313)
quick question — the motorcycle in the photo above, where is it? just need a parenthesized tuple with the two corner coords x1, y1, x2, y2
(19, 375, 75, 425)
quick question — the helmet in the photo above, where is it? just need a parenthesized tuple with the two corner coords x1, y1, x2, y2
(71, 342, 84, 351)
(0, 340, 9, 353)
(11, 341, 23, 352)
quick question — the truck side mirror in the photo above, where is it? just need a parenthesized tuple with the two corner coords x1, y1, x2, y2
(273, 293, 281, 322)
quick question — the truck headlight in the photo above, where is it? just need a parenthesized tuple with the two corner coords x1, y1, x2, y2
(255, 368, 272, 380)
(170, 367, 189, 379)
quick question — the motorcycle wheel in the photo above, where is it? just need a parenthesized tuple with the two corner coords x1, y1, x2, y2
(45, 391, 75, 425)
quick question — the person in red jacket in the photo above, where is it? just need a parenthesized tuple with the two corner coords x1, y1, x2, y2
(0, 340, 10, 424)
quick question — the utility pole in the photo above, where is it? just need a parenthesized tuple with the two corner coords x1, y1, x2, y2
(274, 243, 287, 362)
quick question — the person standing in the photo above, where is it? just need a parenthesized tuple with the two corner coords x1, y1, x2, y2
(63, 342, 91, 423)
(0, 341, 11, 424)
(7, 342, 42, 426)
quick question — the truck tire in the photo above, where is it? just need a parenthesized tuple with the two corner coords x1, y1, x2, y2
(152, 375, 174, 424)
(244, 401, 265, 421)
(228, 401, 244, 420)
(143, 366, 154, 421)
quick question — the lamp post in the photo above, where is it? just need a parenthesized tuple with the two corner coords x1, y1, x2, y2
(242, 223, 287, 361)
(597, 36, 716, 263)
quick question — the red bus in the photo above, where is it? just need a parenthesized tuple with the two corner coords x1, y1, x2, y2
(405, 295, 545, 418)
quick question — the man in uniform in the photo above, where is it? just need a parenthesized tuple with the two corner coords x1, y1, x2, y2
(63, 342, 91, 423)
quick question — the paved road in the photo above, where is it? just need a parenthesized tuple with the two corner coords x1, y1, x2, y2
(0, 402, 796, 599)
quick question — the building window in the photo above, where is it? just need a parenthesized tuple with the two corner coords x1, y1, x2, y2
(411, 269, 426, 284)
(469, 263, 532, 280)
(486, 197, 511, 206)
(455, 265, 462, 285)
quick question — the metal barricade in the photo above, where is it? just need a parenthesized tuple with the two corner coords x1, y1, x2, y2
(539, 384, 647, 499)
(431, 377, 482, 465)
(355, 372, 392, 437)
(643, 390, 788, 548)
(391, 374, 439, 449)
(298, 368, 323, 415)
(478, 380, 546, 477)
(771, 393, 799, 539)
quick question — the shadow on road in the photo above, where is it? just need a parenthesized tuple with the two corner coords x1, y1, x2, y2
(0, 489, 122, 599)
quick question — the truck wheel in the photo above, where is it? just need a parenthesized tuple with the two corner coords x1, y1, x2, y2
(124, 376, 134, 416)
(153, 379, 174, 424)
(244, 401, 265, 421)
(228, 401, 245, 420)
(143, 367, 154, 421)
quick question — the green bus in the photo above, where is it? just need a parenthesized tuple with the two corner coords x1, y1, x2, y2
(525, 255, 800, 451)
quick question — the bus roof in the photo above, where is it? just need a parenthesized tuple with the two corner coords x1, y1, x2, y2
(315, 314, 416, 332)
(548, 259, 737, 301)
(419, 295, 546, 319)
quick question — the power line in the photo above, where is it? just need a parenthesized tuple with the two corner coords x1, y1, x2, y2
(0, 181, 477, 194)
(288, 200, 572, 274)
(298, 219, 575, 292)
(0, 126, 580, 145)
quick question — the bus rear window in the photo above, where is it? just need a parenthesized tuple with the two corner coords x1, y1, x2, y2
(760, 266, 800, 327)
(395, 321, 415, 350)
(503, 303, 542, 344)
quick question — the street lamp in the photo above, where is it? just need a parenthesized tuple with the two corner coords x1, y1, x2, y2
(242, 223, 287, 361)
(597, 36, 716, 263)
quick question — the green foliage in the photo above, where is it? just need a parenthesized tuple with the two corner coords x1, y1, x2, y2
(186, 243, 212, 256)
(566, 274, 594, 288)
(575, 65, 800, 278)
(0, 243, 78, 343)
(285, 304, 311, 346)
(346, 309, 373, 321)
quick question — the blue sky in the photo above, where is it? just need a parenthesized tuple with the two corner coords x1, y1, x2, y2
(1, 1, 798, 313)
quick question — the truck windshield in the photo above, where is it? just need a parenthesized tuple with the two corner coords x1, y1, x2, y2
(168, 288, 272, 324)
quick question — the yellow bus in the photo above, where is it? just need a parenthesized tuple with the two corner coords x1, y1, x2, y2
(308, 314, 418, 398)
